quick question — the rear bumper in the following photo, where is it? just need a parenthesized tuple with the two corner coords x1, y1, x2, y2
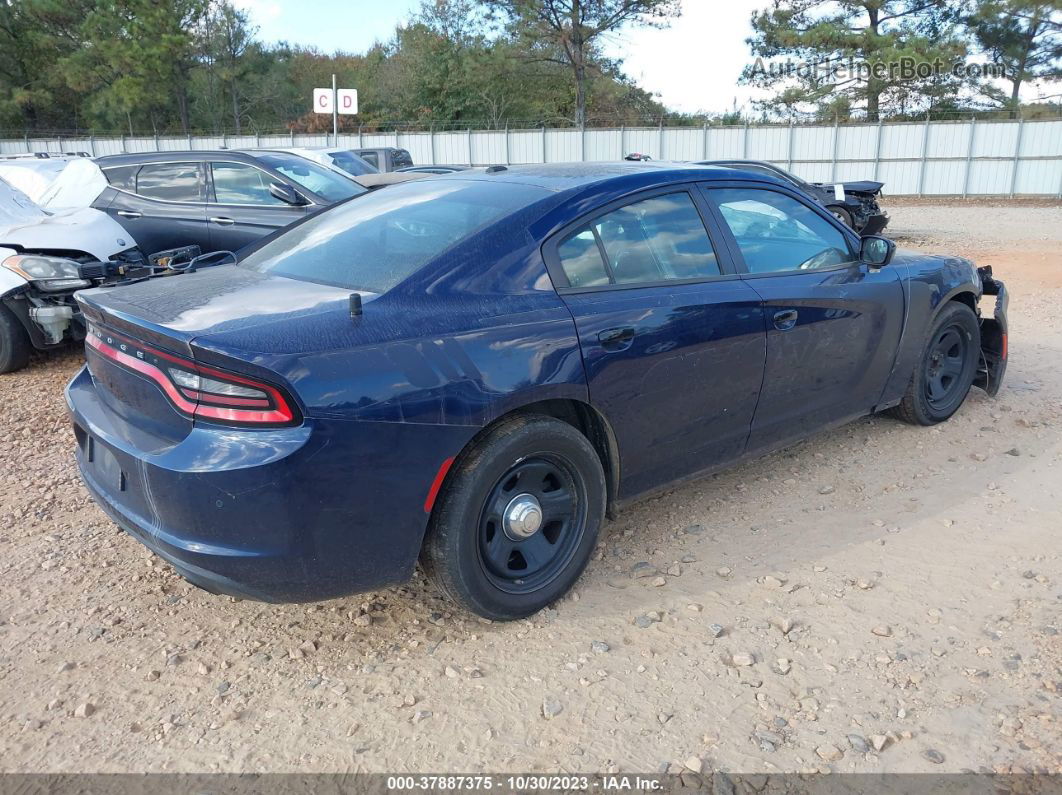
(66, 365, 472, 603)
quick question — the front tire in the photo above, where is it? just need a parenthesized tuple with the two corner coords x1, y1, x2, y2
(0, 304, 31, 374)
(890, 302, 980, 426)
(830, 206, 854, 228)
(422, 415, 606, 620)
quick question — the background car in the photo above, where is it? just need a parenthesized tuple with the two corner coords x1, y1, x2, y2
(698, 159, 888, 233)
(273, 147, 427, 189)
(68, 162, 1006, 622)
(350, 146, 414, 171)
(93, 150, 367, 254)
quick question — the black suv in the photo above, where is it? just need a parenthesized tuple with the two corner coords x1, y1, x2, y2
(93, 150, 367, 255)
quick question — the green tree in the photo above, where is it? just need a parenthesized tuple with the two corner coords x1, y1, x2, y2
(478, 0, 680, 126)
(968, 0, 1061, 117)
(744, 0, 968, 121)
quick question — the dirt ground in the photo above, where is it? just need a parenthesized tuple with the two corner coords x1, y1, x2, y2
(0, 201, 1059, 776)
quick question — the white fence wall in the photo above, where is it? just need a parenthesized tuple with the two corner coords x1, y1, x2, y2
(2, 118, 1059, 196)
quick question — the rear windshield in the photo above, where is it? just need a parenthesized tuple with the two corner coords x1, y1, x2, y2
(239, 179, 546, 293)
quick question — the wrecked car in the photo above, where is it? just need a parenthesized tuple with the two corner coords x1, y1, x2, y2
(698, 159, 888, 234)
(0, 180, 149, 373)
(68, 162, 1006, 621)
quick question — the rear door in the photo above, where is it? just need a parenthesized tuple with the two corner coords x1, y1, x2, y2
(101, 161, 210, 255)
(703, 183, 905, 454)
(206, 160, 309, 252)
(545, 187, 766, 499)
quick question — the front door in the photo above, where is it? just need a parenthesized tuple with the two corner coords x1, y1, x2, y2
(546, 188, 766, 499)
(206, 161, 309, 252)
(704, 185, 905, 454)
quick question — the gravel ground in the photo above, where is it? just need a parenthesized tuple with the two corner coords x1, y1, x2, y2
(0, 202, 1059, 776)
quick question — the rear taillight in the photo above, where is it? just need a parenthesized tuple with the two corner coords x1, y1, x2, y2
(85, 326, 298, 427)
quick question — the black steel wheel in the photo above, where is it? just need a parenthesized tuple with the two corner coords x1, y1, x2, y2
(422, 415, 606, 620)
(890, 302, 979, 426)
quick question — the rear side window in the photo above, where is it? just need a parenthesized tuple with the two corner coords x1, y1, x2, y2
(239, 179, 546, 293)
(392, 149, 413, 168)
(556, 192, 720, 288)
(104, 165, 138, 191)
(136, 162, 201, 202)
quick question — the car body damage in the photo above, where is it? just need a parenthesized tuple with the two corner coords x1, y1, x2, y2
(975, 265, 1008, 396)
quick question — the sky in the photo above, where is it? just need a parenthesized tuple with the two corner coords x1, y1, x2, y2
(231, 0, 1049, 115)
(231, 0, 768, 114)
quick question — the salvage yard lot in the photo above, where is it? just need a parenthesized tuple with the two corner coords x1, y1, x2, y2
(0, 201, 1059, 775)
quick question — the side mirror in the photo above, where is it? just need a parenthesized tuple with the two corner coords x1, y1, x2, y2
(860, 235, 895, 267)
(269, 182, 305, 206)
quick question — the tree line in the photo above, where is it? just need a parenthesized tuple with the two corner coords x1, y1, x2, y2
(0, 0, 1057, 137)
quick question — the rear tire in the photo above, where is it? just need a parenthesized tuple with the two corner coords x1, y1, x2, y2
(422, 415, 606, 621)
(0, 304, 30, 374)
(890, 302, 980, 426)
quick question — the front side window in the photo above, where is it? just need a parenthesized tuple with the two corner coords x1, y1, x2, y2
(211, 162, 287, 205)
(135, 162, 201, 202)
(556, 192, 720, 288)
(251, 152, 366, 203)
(712, 188, 855, 273)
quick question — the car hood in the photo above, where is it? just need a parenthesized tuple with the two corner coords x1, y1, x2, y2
(0, 204, 135, 261)
(839, 180, 883, 196)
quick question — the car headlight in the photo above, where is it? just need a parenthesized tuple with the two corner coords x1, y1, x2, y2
(2, 254, 91, 292)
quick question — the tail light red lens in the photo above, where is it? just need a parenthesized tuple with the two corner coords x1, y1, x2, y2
(85, 326, 298, 427)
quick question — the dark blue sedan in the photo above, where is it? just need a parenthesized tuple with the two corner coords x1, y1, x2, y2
(67, 163, 1008, 620)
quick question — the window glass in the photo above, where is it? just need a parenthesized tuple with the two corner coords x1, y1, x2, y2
(135, 162, 200, 202)
(104, 165, 138, 191)
(252, 152, 364, 202)
(357, 151, 379, 168)
(392, 149, 413, 168)
(557, 228, 610, 288)
(327, 150, 378, 176)
(211, 162, 287, 205)
(713, 189, 855, 273)
(240, 179, 547, 293)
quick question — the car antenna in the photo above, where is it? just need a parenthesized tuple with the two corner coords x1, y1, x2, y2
(349, 293, 363, 318)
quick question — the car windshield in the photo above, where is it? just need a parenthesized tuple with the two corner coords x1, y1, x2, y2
(239, 178, 546, 293)
(326, 150, 379, 177)
(252, 152, 366, 203)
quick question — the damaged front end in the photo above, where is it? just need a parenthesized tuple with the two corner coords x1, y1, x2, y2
(974, 265, 1008, 396)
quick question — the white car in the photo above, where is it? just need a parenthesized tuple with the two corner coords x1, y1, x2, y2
(270, 147, 426, 189)
(0, 180, 146, 373)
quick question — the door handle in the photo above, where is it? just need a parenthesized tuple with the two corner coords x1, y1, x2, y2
(772, 309, 798, 331)
(598, 326, 635, 351)
(115, 210, 142, 219)
(209, 216, 235, 226)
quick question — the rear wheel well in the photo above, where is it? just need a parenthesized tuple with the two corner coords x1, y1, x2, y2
(436, 400, 619, 523)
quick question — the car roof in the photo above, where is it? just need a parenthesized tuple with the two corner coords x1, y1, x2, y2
(424, 161, 788, 194)
(96, 150, 264, 166)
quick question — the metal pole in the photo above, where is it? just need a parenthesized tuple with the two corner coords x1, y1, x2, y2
(962, 117, 976, 198)
(742, 121, 749, 159)
(468, 127, 473, 167)
(504, 125, 510, 165)
(917, 115, 930, 197)
(702, 120, 709, 159)
(290, 128, 295, 145)
(620, 125, 625, 159)
(872, 118, 883, 182)
(541, 125, 547, 163)
(1009, 115, 1025, 196)
(23, 132, 29, 153)
(88, 135, 95, 157)
(153, 133, 159, 152)
(830, 115, 839, 183)
(331, 73, 338, 146)
(580, 123, 586, 162)
(658, 118, 664, 159)
(358, 124, 364, 148)
(786, 119, 794, 171)
(429, 125, 435, 165)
